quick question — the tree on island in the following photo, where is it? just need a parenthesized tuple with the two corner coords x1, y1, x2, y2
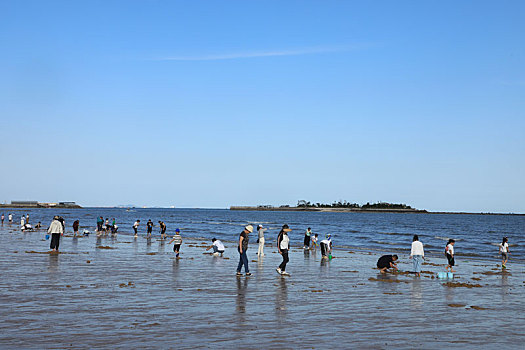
(296, 200, 412, 210)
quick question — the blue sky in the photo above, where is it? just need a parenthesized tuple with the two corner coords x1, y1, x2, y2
(0, 1, 524, 212)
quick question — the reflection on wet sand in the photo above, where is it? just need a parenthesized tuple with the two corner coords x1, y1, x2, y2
(1, 225, 524, 349)
(236, 277, 249, 324)
(48, 254, 59, 275)
(410, 278, 423, 309)
(275, 277, 287, 323)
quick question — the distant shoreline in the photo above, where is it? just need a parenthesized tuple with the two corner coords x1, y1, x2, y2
(229, 206, 525, 216)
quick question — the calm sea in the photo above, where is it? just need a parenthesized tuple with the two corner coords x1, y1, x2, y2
(4, 208, 524, 261)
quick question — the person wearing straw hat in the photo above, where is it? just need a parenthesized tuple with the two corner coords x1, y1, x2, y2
(276, 224, 292, 275)
(236, 225, 253, 276)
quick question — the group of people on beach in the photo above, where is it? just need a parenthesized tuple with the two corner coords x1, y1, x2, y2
(0, 213, 42, 231)
(235, 224, 333, 276)
(3, 213, 512, 274)
(376, 234, 511, 276)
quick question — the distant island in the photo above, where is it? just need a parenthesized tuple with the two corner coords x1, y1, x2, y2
(231, 200, 426, 213)
(230, 200, 524, 215)
(0, 201, 82, 209)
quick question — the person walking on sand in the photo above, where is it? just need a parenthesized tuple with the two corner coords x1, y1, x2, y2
(377, 254, 398, 273)
(73, 220, 80, 237)
(303, 227, 312, 250)
(1, 214, 4, 225)
(133, 219, 140, 237)
(236, 225, 253, 276)
(146, 219, 154, 237)
(8, 213, 13, 223)
(276, 224, 292, 275)
(257, 224, 267, 257)
(206, 238, 225, 256)
(48, 216, 64, 252)
(20, 216, 25, 230)
(168, 228, 183, 258)
(499, 237, 510, 268)
(410, 235, 424, 277)
(159, 221, 167, 240)
(26, 214, 29, 223)
(445, 239, 456, 272)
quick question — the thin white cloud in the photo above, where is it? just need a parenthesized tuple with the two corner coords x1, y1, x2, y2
(154, 45, 365, 61)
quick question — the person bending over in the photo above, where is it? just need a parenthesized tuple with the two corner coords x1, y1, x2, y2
(377, 254, 398, 274)
(206, 238, 225, 256)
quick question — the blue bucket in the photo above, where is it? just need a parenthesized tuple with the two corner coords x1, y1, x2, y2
(437, 272, 446, 279)
(447, 272, 454, 279)
(45, 234, 50, 240)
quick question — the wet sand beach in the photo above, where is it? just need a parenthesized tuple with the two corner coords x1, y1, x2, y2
(1, 225, 524, 349)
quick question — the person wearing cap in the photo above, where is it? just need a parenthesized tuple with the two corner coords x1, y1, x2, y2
(320, 234, 332, 259)
(276, 224, 292, 275)
(206, 238, 225, 256)
(257, 224, 267, 257)
(168, 228, 183, 258)
(48, 216, 64, 252)
(236, 225, 252, 276)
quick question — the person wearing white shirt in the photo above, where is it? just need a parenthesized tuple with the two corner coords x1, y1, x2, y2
(206, 238, 225, 257)
(445, 239, 456, 272)
(410, 235, 425, 277)
(320, 235, 332, 259)
(48, 216, 64, 252)
(276, 224, 292, 275)
(257, 225, 267, 257)
(499, 237, 510, 268)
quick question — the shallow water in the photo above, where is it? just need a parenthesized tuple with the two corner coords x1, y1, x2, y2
(2, 208, 524, 260)
(0, 224, 524, 349)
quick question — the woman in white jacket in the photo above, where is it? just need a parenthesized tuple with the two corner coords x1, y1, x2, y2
(410, 235, 424, 277)
(48, 216, 64, 252)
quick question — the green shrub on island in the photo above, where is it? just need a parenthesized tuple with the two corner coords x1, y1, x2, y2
(296, 200, 412, 210)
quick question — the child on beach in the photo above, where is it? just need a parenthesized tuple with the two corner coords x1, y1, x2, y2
(445, 239, 456, 272)
(206, 238, 225, 256)
(499, 237, 510, 268)
(168, 228, 183, 258)
(311, 233, 319, 248)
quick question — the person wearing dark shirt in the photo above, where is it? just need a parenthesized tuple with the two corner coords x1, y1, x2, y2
(72, 220, 80, 237)
(377, 254, 399, 273)
(159, 221, 167, 240)
(236, 225, 253, 276)
(146, 219, 154, 237)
